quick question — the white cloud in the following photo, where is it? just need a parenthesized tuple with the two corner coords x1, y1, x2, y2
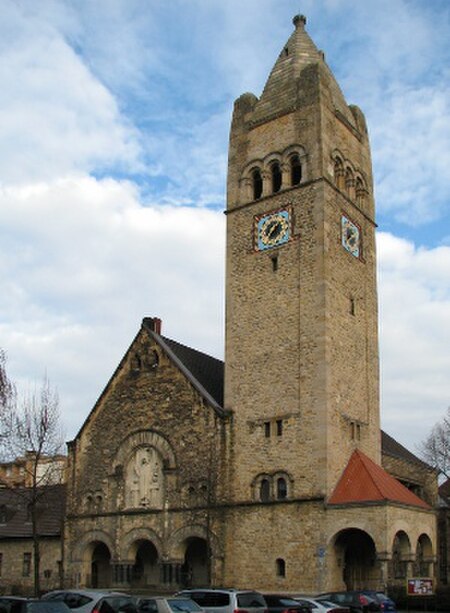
(0, 2, 141, 186)
(0, 175, 225, 437)
(378, 232, 450, 448)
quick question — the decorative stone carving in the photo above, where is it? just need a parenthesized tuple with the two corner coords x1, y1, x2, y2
(126, 446, 163, 508)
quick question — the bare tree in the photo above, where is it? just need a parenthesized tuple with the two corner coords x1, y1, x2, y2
(2, 375, 65, 595)
(419, 406, 450, 480)
(0, 350, 16, 445)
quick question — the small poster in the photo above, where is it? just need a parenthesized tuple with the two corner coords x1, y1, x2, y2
(407, 578, 434, 595)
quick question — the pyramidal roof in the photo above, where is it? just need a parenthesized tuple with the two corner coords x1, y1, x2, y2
(251, 15, 353, 127)
(328, 449, 430, 509)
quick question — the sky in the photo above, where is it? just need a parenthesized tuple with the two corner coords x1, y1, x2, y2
(0, 0, 449, 454)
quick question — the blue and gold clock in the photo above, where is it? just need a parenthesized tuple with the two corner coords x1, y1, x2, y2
(256, 209, 290, 251)
(341, 214, 360, 258)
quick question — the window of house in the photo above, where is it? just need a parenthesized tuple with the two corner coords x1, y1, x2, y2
(252, 169, 263, 200)
(271, 162, 282, 193)
(290, 154, 302, 186)
(23, 552, 31, 577)
(0, 552, 2, 576)
(276, 419, 283, 436)
(260, 478, 271, 502)
(264, 421, 271, 438)
(276, 477, 287, 500)
(276, 558, 286, 577)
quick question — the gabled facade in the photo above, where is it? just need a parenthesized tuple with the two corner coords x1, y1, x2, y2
(63, 16, 437, 594)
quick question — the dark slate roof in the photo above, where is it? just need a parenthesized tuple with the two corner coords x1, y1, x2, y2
(381, 430, 433, 470)
(162, 336, 224, 407)
(142, 319, 226, 416)
(0, 484, 65, 539)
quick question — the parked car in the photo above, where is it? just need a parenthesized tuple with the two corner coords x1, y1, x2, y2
(262, 594, 311, 613)
(177, 589, 267, 613)
(292, 597, 350, 613)
(358, 593, 395, 613)
(0, 598, 70, 613)
(137, 597, 204, 613)
(41, 591, 136, 613)
(317, 593, 380, 613)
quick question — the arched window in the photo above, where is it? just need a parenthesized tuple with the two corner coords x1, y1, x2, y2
(276, 477, 288, 500)
(345, 168, 355, 198)
(271, 162, 282, 193)
(290, 154, 302, 186)
(334, 158, 344, 190)
(260, 478, 271, 502)
(276, 558, 286, 577)
(252, 168, 263, 200)
(355, 177, 365, 205)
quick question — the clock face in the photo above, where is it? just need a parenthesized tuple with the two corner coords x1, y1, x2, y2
(341, 215, 360, 258)
(256, 210, 290, 251)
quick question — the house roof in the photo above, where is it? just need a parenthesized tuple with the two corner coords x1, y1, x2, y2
(142, 318, 226, 416)
(381, 430, 433, 470)
(328, 449, 430, 509)
(0, 484, 66, 539)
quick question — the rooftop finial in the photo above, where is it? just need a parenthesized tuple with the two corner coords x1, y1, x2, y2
(293, 14, 307, 29)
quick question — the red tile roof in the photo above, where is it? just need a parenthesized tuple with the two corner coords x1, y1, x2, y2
(328, 449, 430, 509)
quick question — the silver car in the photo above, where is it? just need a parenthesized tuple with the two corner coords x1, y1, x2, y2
(41, 591, 135, 613)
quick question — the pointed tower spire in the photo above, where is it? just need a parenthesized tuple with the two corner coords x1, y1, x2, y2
(250, 14, 322, 123)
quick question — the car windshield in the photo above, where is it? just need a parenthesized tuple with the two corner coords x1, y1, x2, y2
(168, 600, 202, 613)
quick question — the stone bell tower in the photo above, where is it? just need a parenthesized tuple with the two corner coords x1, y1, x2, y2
(223, 14, 379, 504)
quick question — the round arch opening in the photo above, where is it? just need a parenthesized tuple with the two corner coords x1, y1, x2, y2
(131, 540, 159, 587)
(181, 537, 209, 588)
(334, 528, 378, 590)
(90, 541, 112, 588)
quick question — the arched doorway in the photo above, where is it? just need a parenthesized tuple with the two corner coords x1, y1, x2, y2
(91, 542, 112, 588)
(181, 537, 209, 587)
(335, 528, 378, 590)
(416, 533, 433, 576)
(392, 530, 411, 580)
(131, 540, 159, 587)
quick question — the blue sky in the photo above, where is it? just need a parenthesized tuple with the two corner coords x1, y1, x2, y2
(0, 0, 449, 452)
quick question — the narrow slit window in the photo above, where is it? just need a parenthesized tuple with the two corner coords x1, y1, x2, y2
(277, 477, 287, 500)
(276, 558, 286, 577)
(276, 419, 283, 436)
(290, 154, 302, 186)
(260, 478, 271, 502)
(271, 162, 282, 193)
(271, 256, 278, 272)
(264, 421, 271, 438)
(252, 169, 263, 200)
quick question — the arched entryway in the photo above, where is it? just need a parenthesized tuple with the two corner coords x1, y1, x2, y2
(91, 541, 112, 588)
(415, 533, 433, 576)
(335, 528, 378, 590)
(130, 540, 159, 587)
(181, 537, 209, 587)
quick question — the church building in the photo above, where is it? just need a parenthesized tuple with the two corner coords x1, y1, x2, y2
(64, 16, 437, 594)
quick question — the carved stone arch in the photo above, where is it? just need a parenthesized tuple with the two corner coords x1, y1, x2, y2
(327, 519, 381, 552)
(332, 151, 345, 189)
(240, 161, 264, 201)
(71, 529, 115, 563)
(283, 144, 307, 185)
(167, 523, 221, 562)
(120, 527, 164, 561)
(263, 151, 283, 169)
(252, 472, 272, 501)
(113, 430, 176, 471)
(273, 470, 294, 499)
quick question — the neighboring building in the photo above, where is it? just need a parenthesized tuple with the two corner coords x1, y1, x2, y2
(0, 453, 67, 489)
(63, 15, 437, 594)
(0, 484, 65, 594)
(437, 480, 450, 585)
